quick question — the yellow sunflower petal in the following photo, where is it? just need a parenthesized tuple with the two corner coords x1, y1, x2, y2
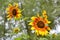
(18, 14, 22, 17)
(28, 22, 33, 25)
(39, 31, 42, 35)
(7, 15, 10, 17)
(46, 19, 51, 24)
(37, 13, 40, 17)
(35, 30, 38, 33)
(47, 27, 51, 30)
(44, 31, 48, 36)
(14, 3, 18, 7)
(44, 15, 48, 19)
(17, 9, 22, 13)
(7, 17, 11, 20)
(31, 27, 35, 30)
(8, 4, 12, 7)
(6, 12, 10, 14)
(44, 18, 51, 24)
(48, 21, 51, 24)
(6, 8, 9, 11)
(35, 30, 39, 35)
(42, 10, 48, 19)
(43, 10, 46, 16)
(31, 16, 36, 20)
(37, 33, 39, 36)
(41, 32, 45, 36)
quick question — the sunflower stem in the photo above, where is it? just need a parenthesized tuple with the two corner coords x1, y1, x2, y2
(20, 3, 33, 40)
(4, 12, 7, 40)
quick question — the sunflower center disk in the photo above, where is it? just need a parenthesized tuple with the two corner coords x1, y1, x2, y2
(12, 9, 17, 16)
(37, 21, 45, 28)
(15, 29, 19, 32)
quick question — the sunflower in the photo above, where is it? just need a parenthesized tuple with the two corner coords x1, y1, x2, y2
(29, 10, 51, 36)
(52, 33, 57, 38)
(6, 3, 22, 20)
(13, 27, 20, 33)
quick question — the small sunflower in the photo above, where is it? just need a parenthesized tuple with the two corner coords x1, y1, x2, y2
(29, 10, 51, 36)
(6, 3, 22, 20)
(13, 27, 20, 33)
(51, 33, 57, 38)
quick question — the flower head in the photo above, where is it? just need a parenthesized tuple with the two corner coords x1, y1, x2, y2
(6, 3, 22, 20)
(29, 10, 51, 36)
(13, 27, 20, 33)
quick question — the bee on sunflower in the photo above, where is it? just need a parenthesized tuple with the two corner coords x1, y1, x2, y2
(6, 3, 22, 20)
(29, 10, 51, 36)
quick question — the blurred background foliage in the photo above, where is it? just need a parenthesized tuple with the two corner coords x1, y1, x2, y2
(0, 0, 60, 40)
